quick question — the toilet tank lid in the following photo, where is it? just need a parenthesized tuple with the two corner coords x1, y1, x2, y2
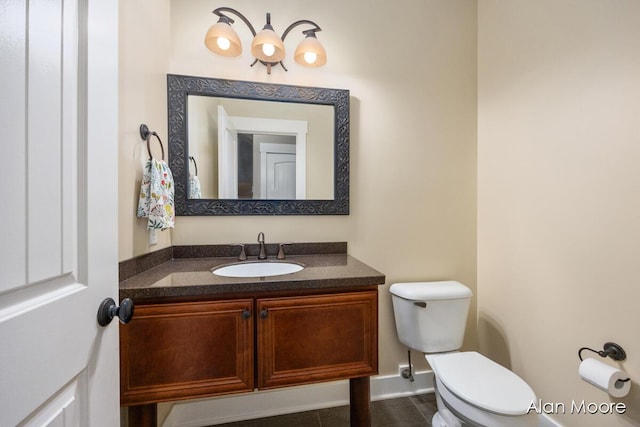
(390, 281, 472, 300)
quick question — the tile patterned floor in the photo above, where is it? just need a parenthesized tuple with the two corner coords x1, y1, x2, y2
(212, 394, 438, 427)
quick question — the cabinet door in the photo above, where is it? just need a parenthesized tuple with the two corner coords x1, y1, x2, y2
(120, 299, 254, 405)
(257, 291, 378, 389)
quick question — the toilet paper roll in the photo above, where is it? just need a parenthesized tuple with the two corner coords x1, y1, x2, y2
(579, 358, 631, 398)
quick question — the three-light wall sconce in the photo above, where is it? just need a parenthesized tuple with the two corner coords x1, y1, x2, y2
(204, 7, 327, 74)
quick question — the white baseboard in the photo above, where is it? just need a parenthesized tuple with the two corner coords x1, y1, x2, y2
(162, 370, 435, 427)
(161, 370, 564, 427)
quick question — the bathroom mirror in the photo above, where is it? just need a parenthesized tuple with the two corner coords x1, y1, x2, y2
(168, 74, 350, 215)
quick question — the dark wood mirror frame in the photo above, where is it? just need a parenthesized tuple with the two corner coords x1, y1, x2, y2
(167, 74, 350, 215)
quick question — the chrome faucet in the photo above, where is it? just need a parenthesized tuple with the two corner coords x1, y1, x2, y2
(277, 242, 292, 260)
(229, 243, 247, 261)
(257, 232, 267, 260)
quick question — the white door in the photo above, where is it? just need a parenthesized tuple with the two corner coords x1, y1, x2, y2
(0, 0, 120, 426)
(266, 153, 297, 199)
(259, 142, 297, 199)
(217, 105, 238, 198)
(232, 117, 308, 199)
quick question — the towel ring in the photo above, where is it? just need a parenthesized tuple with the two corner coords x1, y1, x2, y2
(146, 133, 165, 161)
(189, 156, 198, 176)
(140, 124, 165, 160)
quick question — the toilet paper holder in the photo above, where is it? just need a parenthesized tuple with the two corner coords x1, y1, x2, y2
(578, 342, 627, 362)
(578, 342, 631, 395)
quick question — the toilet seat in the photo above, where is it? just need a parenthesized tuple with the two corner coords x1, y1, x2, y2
(429, 352, 536, 416)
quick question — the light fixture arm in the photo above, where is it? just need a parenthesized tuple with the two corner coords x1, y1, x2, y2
(212, 7, 257, 36)
(281, 19, 322, 42)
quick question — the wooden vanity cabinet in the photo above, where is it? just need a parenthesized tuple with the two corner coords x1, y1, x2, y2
(257, 291, 378, 389)
(121, 289, 378, 426)
(120, 299, 254, 406)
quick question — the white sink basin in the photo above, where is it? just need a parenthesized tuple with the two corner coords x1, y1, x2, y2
(212, 261, 304, 278)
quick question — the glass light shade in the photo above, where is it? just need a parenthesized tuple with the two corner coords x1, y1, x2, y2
(251, 28, 285, 62)
(294, 35, 326, 67)
(205, 22, 242, 57)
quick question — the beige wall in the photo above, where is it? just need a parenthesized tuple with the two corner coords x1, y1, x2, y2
(119, 0, 172, 257)
(478, 1, 640, 426)
(168, 0, 478, 375)
(119, 0, 477, 382)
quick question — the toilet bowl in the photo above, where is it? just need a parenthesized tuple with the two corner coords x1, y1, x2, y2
(389, 282, 538, 427)
(427, 351, 538, 426)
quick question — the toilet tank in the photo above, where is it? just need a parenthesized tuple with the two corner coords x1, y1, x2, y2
(390, 281, 472, 353)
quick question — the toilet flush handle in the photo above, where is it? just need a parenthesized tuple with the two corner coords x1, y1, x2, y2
(413, 302, 427, 308)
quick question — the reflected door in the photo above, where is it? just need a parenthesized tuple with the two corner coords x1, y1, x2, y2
(266, 153, 296, 199)
(217, 105, 238, 199)
(259, 143, 297, 199)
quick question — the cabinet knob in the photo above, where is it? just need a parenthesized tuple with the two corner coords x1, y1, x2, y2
(242, 309, 251, 319)
(260, 309, 268, 319)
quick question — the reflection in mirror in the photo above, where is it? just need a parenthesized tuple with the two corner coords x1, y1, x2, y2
(168, 74, 350, 215)
(187, 96, 334, 200)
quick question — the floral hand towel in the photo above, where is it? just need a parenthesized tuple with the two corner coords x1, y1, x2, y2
(189, 174, 202, 199)
(137, 158, 175, 230)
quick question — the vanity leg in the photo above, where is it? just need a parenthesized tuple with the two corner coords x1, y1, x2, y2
(349, 376, 371, 427)
(128, 403, 157, 427)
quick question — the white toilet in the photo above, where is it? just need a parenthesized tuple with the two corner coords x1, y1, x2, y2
(390, 281, 538, 427)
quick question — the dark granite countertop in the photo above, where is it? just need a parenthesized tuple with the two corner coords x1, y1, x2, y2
(119, 244, 385, 300)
